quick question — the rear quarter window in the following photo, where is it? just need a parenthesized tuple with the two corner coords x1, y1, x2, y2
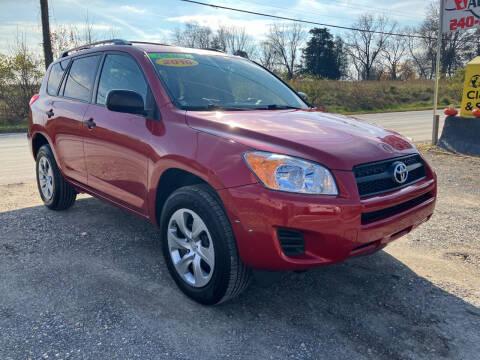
(47, 60, 69, 95)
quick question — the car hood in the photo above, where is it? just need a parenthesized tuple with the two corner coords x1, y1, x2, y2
(186, 108, 416, 170)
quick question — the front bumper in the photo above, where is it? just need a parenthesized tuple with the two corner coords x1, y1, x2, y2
(218, 168, 436, 270)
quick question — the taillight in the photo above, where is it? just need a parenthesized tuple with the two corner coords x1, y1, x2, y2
(29, 94, 40, 106)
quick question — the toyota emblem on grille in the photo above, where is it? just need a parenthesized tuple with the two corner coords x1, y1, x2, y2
(392, 162, 408, 184)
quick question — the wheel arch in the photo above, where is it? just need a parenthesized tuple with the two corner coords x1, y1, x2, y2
(32, 132, 50, 159)
(152, 167, 218, 227)
(31, 131, 64, 172)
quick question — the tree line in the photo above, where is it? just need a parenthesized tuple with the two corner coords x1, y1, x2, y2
(1, 2, 480, 125)
(171, 3, 480, 82)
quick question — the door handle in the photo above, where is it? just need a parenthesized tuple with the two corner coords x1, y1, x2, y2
(46, 110, 54, 118)
(83, 119, 96, 129)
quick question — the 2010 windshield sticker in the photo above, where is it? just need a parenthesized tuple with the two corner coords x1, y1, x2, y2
(156, 58, 198, 67)
(149, 53, 195, 59)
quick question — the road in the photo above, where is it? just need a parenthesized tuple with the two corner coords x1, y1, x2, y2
(0, 133, 34, 185)
(0, 110, 446, 185)
(353, 109, 445, 142)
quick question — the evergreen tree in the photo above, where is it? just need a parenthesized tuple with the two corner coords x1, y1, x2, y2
(303, 28, 345, 79)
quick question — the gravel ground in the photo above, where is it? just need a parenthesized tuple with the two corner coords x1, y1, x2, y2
(0, 150, 479, 360)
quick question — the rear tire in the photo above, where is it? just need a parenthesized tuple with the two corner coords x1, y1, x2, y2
(160, 184, 251, 305)
(36, 144, 77, 210)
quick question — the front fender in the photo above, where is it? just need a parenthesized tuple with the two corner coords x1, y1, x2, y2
(146, 130, 258, 226)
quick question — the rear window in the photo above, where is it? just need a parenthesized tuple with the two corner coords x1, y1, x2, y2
(47, 60, 69, 95)
(63, 55, 100, 102)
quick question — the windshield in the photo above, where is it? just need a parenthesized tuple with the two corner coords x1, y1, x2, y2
(149, 52, 308, 111)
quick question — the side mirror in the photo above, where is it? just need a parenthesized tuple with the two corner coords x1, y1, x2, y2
(106, 90, 146, 116)
(298, 92, 308, 101)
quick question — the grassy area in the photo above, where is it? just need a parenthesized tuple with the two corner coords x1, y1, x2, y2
(289, 79, 463, 114)
(342, 105, 435, 115)
(0, 123, 28, 133)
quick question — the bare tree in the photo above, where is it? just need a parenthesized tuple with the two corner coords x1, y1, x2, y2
(405, 26, 431, 79)
(82, 12, 95, 44)
(104, 26, 118, 41)
(411, 6, 441, 79)
(257, 40, 278, 71)
(346, 14, 393, 80)
(173, 24, 254, 57)
(441, 30, 473, 76)
(267, 22, 305, 79)
(226, 26, 248, 53)
(217, 25, 254, 56)
(210, 28, 226, 52)
(381, 28, 407, 80)
(406, 3, 474, 79)
(172, 22, 213, 49)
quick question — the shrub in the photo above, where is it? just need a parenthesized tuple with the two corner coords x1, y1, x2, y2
(0, 43, 43, 126)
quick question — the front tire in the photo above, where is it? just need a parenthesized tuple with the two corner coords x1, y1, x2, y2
(36, 144, 76, 210)
(160, 184, 251, 305)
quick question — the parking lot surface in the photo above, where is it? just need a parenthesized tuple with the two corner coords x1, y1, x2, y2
(0, 150, 479, 360)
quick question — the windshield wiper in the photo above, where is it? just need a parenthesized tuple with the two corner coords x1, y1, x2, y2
(184, 104, 249, 111)
(256, 104, 302, 110)
(184, 104, 303, 111)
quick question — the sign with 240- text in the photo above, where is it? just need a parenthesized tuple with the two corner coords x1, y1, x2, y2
(443, 0, 480, 32)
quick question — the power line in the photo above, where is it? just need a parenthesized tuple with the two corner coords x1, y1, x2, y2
(315, 0, 419, 18)
(235, 0, 376, 23)
(238, 0, 422, 20)
(180, 0, 432, 40)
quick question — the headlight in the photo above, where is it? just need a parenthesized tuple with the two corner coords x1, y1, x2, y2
(243, 151, 338, 195)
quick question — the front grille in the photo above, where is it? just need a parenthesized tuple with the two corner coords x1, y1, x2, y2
(277, 228, 305, 256)
(361, 192, 432, 224)
(354, 154, 426, 198)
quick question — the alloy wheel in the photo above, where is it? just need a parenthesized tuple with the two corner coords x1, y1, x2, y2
(38, 156, 54, 201)
(167, 208, 215, 288)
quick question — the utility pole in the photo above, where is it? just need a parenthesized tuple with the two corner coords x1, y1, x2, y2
(431, 0, 444, 145)
(40, 0, 53, 69)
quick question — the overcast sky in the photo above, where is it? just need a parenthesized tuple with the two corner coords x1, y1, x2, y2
(0, 0, 431, 55)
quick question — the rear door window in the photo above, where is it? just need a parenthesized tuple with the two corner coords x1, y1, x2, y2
(96, 54, 148, 106)
(63, 55, 101, 102)
(47, 60, 69, 95)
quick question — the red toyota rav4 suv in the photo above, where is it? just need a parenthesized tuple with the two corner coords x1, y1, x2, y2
(28, 40, 437, 304)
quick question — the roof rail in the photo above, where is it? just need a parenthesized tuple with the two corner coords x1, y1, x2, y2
(130, 40, 172, 47)
(203, 48, 225, 53)
(61, 39, 131, 58)
(130, 41, 224, 53)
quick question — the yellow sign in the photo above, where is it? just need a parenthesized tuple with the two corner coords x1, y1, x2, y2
(156, 58, 198, 67)
(461, 56, 480, 116)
